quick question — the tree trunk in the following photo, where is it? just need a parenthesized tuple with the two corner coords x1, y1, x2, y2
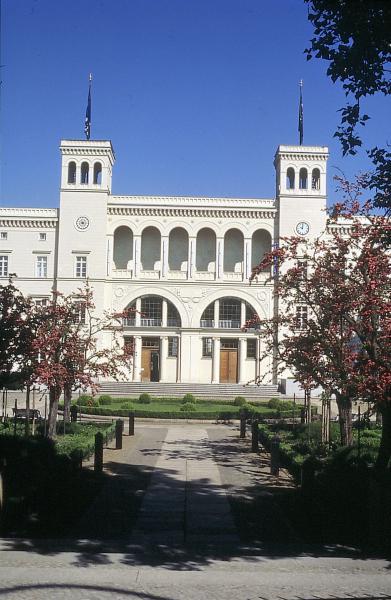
(376, 403, 391, 472)
(24, 385, 30, 437)
(47, 386, 61, 438)
(63, 384, 72, 424)
(336, 393, 353, 446)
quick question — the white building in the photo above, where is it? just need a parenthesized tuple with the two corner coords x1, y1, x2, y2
(0, 140, 328, 386)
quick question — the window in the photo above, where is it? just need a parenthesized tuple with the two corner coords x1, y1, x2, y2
(167, 303, 180, 327)
(200, 303, 214, 328)
(34, 297, 48, 307)
(286, 168, 295, 189)
(219, 298, 241, 328)
(72, 301, 86, 324)
(75, 256, 87, 278)
(36, 256, 47, 278)
(247, 339, 256, 358)
(81, 162, 89, 184)
(0, 232, 7, 240)
(202, 337, 213, 357)
(68, 161, 76, 184)
(168, 337, 178, 357)
(93, 162, 102, 184)
(39, 233, 47, 241)
(297, 259, 308, 281)
(299, 168, 308, 190)
(124, 336, 134, 352)
(295, 305, 308, 330)
(141, 296, 162, 326)
(0, 255, 9, 277)
(312, 168, 320, 190)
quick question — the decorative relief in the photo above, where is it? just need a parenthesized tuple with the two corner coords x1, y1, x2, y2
(114, 287, 125, 298)
(108, 206, 276, 220)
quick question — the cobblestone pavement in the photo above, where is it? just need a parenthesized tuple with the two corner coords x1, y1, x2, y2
(1, 422, 390, 598)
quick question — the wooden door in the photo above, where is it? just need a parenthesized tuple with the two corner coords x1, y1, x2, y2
(141, 348, 151, 382)
(220, 350, 238, 383)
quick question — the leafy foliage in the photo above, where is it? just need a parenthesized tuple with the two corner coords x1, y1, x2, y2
(182, 393, 196, 404)
(138, 393, 151, 404)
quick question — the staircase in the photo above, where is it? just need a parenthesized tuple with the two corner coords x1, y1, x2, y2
(97, 381, 280, 401)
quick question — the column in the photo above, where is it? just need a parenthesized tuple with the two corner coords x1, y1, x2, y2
(135, 297, 141, 327)
(214, 299, 219, 328)
(188, 237, 196, 279)
(256, 335, 261, 382)
(240, 301, 246, 328)
(244, 238, 252, 280)
(238, 337, 247, 384)
(133, 235, 141, 277)
(162, 298, 168, 327)
(216, 237, 224, 279)
(133, 335, 142, 381)
(161, 236, 169, 277)
(160, 336, 168, 382)
(211, 337, 220, 384)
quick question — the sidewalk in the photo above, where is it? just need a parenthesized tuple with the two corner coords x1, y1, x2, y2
(76, 421, 297, 548)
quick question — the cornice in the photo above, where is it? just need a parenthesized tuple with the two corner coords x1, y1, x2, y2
(277, 152, 328, 162)
(110, 195, 275, 208)
(0, 208, 58, 229)
(108, 205, 276, 220)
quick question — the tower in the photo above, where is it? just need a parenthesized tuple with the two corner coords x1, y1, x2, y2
(56, 140, 115, 301)
(274, 145, 329, 242)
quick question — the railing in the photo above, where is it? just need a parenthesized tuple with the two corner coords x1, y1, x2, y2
(194, 271, 215, 280)
(140, 318, 161, 327)
(223, 272, 243, 281)
(139, 270, 160, 279)
(112, 269, 132, 279)
(200, 319, 214, 328)
(123, 317, 135, 326)
(167, 270, 187, 280)
(167, 318, 180, 327)
(219, 320, 240, 329)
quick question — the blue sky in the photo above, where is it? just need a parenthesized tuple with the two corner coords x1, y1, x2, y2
(0, 0, 388, 208)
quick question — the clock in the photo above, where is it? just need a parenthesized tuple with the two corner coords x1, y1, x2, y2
(75, 216, 90, 231)
(296, 221, 310, 236)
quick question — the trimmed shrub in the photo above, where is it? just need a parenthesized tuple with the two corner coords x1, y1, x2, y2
(234, 396, 246, 406)
(182, 393, 196, 404)
(180, 402, 197, 412)
(138, 393, 151, 404)
(120, 403, 133, 410)
(267, 397, 281, 409)
(99, 395, 113, 405)
(78, 394, 93, 406)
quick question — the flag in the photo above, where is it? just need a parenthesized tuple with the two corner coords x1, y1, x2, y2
(298, 81, 303, 145)
(84, 74, 92, 140)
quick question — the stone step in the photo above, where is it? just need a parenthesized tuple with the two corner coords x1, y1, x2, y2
(97, 381, 280, 400)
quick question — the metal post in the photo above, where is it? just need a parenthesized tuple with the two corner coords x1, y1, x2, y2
(240, 410, 246, 438)
(32, 386, 36, 436)
(251, 419, 259, 452)
(270, 435, 280, 476)
(128, 413, 135, 436)
(44, 394, 48, 437)
(94, 432, 104, 473)
(13, 399, 17, 436)
(115, 419, 123, 449)
(358, 405, 361, 458)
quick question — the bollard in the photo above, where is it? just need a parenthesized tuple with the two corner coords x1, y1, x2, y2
(300, 407, 306, 424)
(270, 435, 280, 476)
(115, 419, 124, 449)
(251, 419, 259, 452)
(239, 411, 246, 438)
(128, 413, 135, 436)
(94, 432, 104, 473)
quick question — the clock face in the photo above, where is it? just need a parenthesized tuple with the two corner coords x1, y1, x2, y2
(296, 221, 310, 236)
(75, 216, 90, 231)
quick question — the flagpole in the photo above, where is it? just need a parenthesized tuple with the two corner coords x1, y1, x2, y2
(298, 79, 304, 145)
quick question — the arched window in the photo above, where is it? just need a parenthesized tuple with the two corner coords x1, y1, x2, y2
(141, 227, 161, 270)
(311, 168, 320, 190)
(81, 162, 89, 184)
(168, 227, 188, 271)
(224, 229, 244, 273)
(200, 298, 259, 329)
(299, 168, 308, 190)
(286, 167, 295, 189)
(123, 295, 181, 327)
(93, 162, 102, 185)
(196, 228, 216, 272)
(251, 229, 272, 272)
(113, 226, 133, 270)
(67, 161, 76, 184)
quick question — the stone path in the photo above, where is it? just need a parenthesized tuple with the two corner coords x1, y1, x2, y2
(132, 426, 238, 545)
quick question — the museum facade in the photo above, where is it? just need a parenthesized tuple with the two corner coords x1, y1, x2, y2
(0, 140, 328, 384)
